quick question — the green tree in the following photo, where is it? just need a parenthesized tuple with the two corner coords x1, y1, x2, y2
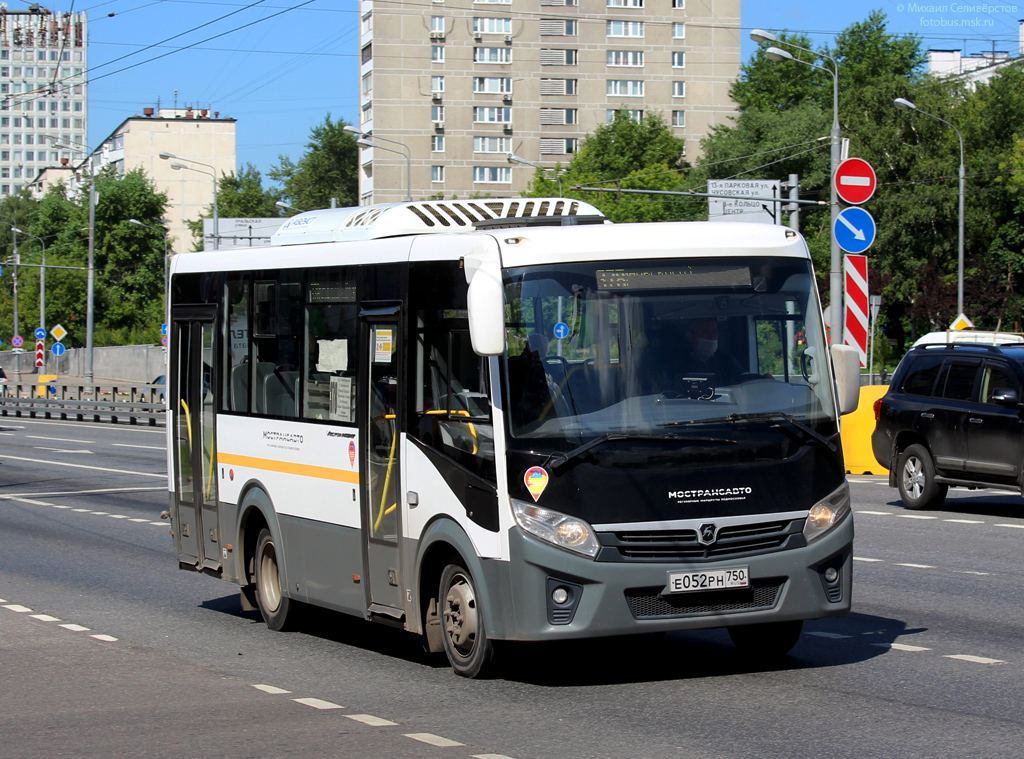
(270, 114, 359, 211)
(0, 191, 41, 342)
(187, 163, 284, 250)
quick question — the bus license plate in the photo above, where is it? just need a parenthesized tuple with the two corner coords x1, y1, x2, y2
(667, 567, 749, 594)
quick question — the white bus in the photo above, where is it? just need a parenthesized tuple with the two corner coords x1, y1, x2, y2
(167, 198, 861, 677)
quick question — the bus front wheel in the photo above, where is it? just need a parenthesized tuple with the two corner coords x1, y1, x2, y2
(728, 620, 803, 659)
(254, 528, 296, 631)
(440, 563, 495, 678)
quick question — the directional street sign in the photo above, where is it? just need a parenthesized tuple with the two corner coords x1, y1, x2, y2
(52, 342, 66, 357)
(35, 338, 45, 368)
(34, 327, 46, 340)
(834, 207, 877, 254)
(51, 323, 67, 342)
(834, 158, 877, 205)
(11, 335, 23, 348)
(161, 323, 168, 337)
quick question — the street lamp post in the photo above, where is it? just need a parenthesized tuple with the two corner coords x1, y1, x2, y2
(894, 97, 966, 317)
(159, 152, 220, 249)
(129, 219, 170, 327)
(11, 227, 45, 374)
(343, 126, 411, 202)
(752, 30, 843, 340)
(506, 153, 565, 195)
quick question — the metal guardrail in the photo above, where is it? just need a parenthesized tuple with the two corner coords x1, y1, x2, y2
(0, 382, 166, 426)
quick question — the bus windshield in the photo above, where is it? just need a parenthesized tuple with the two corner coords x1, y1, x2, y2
(502, 256, 838, 448)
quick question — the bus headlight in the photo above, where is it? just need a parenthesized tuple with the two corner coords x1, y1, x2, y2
(512, 500, 600, 558)
(802, 482, 851, 543)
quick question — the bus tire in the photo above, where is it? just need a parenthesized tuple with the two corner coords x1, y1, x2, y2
(254, 528, 296, 632)
(728, 620, 803, 658)
(440, 562, 495, 678)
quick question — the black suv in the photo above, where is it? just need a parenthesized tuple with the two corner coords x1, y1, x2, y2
(872, 342, 1024, 509)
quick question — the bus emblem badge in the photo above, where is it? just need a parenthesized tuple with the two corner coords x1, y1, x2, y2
(348, 441, 356, 467)
(524, 466, 549, 502)
(697, 523, 718, 545)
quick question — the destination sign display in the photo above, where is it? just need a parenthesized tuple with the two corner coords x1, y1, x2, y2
(597, 265, 751, 290)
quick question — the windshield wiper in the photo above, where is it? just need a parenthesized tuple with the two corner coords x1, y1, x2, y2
(662, 412, 836, 452)
(542, 432, 736, 472)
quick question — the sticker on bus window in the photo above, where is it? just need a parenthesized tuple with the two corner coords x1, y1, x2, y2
(374, 329, 394, 363)
(524, 466, 549, 502)
(330, 376, 353, 422)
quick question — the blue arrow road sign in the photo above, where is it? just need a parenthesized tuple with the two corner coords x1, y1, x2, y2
(52, 342, 66, 357)
(553, 322, 570, 339)
(34, 327, 46, 340)
(161, 323, 168, 336)
(833, 206, 876, 254)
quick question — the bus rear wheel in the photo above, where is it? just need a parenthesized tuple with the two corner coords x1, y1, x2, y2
(728, 620, 803, 659)
(440, 563, 495, 678)
(254, 528, 296, 631)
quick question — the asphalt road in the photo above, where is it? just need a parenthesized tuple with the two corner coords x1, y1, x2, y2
(2, 416, 1024, 758)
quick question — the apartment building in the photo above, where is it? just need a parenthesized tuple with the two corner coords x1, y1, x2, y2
(0, 7, 87, 197)
(357, 0, 740, 203)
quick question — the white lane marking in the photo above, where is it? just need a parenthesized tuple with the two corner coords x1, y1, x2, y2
(873, 642, 931, 652)
(473, 755, 518, 759)
(72, 508, 90, 512)
(112, 443, 166, 450)
(346, 714, 398, 727)
(60, 624, 90, 632)
(994, 523, 1024, 529)
(945, 654, 1005, 665)
(252, 684, 291, 695)
(0, 432, 16, 436)
(955, 571, 991, 576)
(405, 734, 465, 748)
(0, 598, 6, 603)
(30, 614, 60, 622)
(34, 447, 94, 455)
(0, 453, 164, 478)
(50, 505, 72, 509)
(856, 510, 893, 516)
(896, 563, 936, 569)
(897, 514, 938, 520)
(807, 631, 851, 639)
(91, 512, 109, 516)
(293, 698, 343, 710)
(10, 497, 55, 506)
(91, 634, 118, 642)
(3, 604, 32, 613)
(853, 557, 884, 562)
(107, 514, 130, 519)
(129, 518, 149, 522)
(11, 418, 164, 435)
(2, 487, 165, 498)
(26, 435, 95, 443)
(945, 519, 984, 524)
(150, 521, 166, 526)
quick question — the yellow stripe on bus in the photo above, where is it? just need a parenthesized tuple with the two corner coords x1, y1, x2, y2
(218, 453, 361, 484)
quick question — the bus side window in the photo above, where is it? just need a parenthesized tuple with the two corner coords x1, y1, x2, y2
(251, 275, 303, 418)
(222, 273, 250, 413)
(305, 270, 358, 422)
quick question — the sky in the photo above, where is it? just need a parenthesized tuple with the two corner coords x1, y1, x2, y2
(28, 0, 1024, 183)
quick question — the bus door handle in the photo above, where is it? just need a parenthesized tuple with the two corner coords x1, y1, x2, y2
(407, 491, 419, 508)
(969, 417, 983, 424)
(919, 412, 935, 419)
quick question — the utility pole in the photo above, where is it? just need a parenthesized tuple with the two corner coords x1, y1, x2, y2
(85, 183, 96, 382)
(786, 174, 800, 233)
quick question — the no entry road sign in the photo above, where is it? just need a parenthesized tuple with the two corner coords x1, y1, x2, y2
(834, 158, 877, 205)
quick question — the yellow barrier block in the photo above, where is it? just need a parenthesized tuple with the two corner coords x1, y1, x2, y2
(37, 374, 57, 398)
(841, 384, 890, 475)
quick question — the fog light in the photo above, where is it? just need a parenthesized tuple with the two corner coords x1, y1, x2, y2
(824, 567, 839, 583)
(552, 587, 569, 605)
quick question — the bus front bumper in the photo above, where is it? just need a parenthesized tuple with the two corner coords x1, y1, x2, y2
(492, 513, 853, 641)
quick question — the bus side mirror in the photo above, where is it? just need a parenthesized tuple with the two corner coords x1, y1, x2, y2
(830, 344, 861, 415)
(465, 257, 505, 356)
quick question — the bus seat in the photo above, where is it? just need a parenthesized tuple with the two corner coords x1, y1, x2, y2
(231, 363, 249, 412)
(263, 369, 299, 417)
(252, 361, 276, 414)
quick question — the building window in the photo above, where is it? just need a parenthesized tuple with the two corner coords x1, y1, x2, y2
(540, 138, 578, 154)
(606, 21, 643, 37)
(672, 51, 685, 68)
(431, 16, 445, 32)
(474, 47, 512, 64)
(361, 44, 372, 64)
(540, 107, 577, 125)
(607, 50, 644, 67)
(431, 104, 445, 121)
(607, 0, 643, 5)
(473, 166, 511, 183)
(607, 79, 644, 96)
(540, 19, 577, 36)
(432, 45, 445, 63)
(432, 165, 445, 182)
(432, 75, 445, 93)
(361, 103, 372, 123)
(362, 72, 372, 97)
(672, 81, 685, 98)
(473, 0, 512, 4)
(474, 106, 512, 122)
(432, 135, 445, 152)
(361, 12, 373, 35)
(672, 0, 685, 7)
(473, 136, 512, 152)
(540, 48, 577, 65)
(540, 78, 576, 95)
(671, 110, 685, 127)
(473, 17, 512, 34)
(473, 76, 512, 93)
(607, 109, 643, 123)
(673, 22, 686, 39)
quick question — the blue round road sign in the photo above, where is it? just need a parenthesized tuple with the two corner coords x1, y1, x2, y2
(52, 342, 66, 357)
(833, 207, 876, 254)
(553, 322, 570, 339)
(34, 327, 46, 340)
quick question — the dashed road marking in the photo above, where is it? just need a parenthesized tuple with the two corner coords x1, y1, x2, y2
(473, 755, 518, 759)
(854, 557, 884, 562)
(945, 519, 984, 524)
(347, 714, 398, 727)
(896, 563, 936, 569)
(945, 654, 1005, 665)
(252, 684, 291, 695)
(91, 512, 109, 515)
(0, 453, 164, 478)
(91, 634, 118, 642)
(4, 604, 32, 613)
(955, 570, 991, 576)
(112, 443, 166, 450)
(293, 697, 343, 710)
(808, 631, 852, 639)
(30, 614, 60, 622)
(129, 518, 149, 522)
(26, 435, 95, 443)
(995, 523, 1024, 530)
(856, 510, 893, 516)
(60, 624, 90, 632)
(108, 514, 130, 519)
(874, 642, 931, 652)
(897, 514, 938, 520)
(150, 521, 166, 526)
(406, 734, 465, 748)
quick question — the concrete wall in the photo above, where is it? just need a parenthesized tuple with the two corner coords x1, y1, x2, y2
(0, 345, 167, 383)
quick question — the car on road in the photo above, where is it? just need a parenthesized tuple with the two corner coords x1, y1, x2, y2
(872, 340, 1024, 509)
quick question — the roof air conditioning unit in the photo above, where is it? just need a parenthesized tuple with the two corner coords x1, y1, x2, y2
(429, 31, 444, 39)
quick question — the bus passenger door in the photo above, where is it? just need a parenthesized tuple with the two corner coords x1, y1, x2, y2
(361, 310, 405, 617)
(171, 310, 221, 572)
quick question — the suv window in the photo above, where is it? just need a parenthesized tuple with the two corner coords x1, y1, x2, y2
(939, 360, 980, 401)
(980, 362, 1018, 404)
(901, 354, 944, 396)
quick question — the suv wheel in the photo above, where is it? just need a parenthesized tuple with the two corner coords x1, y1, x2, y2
(897, 444, 948, 510)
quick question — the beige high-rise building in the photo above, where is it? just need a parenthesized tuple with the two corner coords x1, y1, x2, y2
(357, 0, 740, 204)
